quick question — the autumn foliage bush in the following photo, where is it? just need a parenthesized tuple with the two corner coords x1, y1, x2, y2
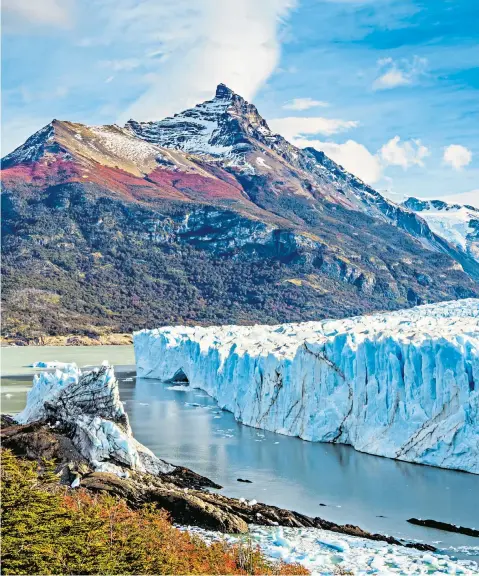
(1, 449, 308, 575)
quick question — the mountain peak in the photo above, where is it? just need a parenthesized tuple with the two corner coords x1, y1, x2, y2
(215, 83, 236, 100)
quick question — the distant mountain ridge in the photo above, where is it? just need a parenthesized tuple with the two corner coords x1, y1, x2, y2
(1, 84, 478, 339)
(403, 196, 479, 264)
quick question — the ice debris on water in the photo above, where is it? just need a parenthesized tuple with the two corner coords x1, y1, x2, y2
(183, 525, 479, 575)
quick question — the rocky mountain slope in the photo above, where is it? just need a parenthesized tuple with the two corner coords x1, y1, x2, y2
(403, 197, 479, 264)
(2, 85, 478, 339)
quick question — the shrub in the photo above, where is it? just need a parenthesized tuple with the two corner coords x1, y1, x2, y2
(1, 450, 308, 575)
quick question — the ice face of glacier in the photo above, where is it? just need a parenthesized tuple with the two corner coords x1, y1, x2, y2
(134, 299, 479, 474)
(16, 362, 174, 476)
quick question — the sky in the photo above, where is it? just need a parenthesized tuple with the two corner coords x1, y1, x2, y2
(2, 0, 478, 206)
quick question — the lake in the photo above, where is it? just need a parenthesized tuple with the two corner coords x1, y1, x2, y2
(1, 345, 478, 559)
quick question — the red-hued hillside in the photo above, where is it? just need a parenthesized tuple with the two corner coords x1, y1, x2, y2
(2, 85, 478, 339)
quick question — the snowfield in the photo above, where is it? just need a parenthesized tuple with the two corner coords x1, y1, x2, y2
(135, 299, 479, 474)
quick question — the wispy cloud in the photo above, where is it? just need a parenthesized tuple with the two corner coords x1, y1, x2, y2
(283, 97, 329, 110)
(104, 0, 298, 122)
(2, 0, 73, 28)
(373, 56, 427, 91)
(269, 116, 358, 140)
(99, 59, 142, 72)
(443, 144, 472, 170)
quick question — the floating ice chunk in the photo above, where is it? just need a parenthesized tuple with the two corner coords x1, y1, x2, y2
(28, 361, 69, 369)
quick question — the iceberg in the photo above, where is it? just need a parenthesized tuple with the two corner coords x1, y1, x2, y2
(16, 362, 174, 476)
(134, 299, 479, 473)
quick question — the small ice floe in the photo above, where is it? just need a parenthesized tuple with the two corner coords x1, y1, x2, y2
(184, 402, 202, 408)
(139, 403, 150, 406)
(123, 377, 134, 382)
(181, 525, 479, 575)
(71, 477, 81, 489)
(166, 385, 191, 392)
(28, 361, 68, 369)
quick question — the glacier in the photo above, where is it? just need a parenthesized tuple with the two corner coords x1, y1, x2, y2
(134, 299, 479, 474)
(16, 362, 174, 476)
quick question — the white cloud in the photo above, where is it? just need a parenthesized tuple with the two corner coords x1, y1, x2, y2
(283, 98, 329, 110)
(269, 116, 429, 185)
(295, 138, 383, 185)
(104, 0, 298, 122)
(438, 190, 479, 209)
(269, 116, 359, 140)
(373, 56, 427, 91)
(2, 0, 72, 27)
(379, 136, 429, 169)
(443, 144, 472, 170)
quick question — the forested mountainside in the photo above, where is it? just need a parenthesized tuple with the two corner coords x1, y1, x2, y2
(2, 84, 478, 340)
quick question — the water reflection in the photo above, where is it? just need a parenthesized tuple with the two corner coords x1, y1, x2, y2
(126, 377, 479, 551)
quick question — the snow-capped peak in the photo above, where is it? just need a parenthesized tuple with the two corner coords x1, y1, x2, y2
(124, 83, 277, 159)
(2, 122, 57, 168)
(403, 196, 479, 262)
(214, 82, 236, 100)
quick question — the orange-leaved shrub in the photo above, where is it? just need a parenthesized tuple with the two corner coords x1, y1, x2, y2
(1, 449, 309, 575)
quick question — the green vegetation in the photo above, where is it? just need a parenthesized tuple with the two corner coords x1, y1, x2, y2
(1, 450, 308, 575)
(2, 184, 474, 340)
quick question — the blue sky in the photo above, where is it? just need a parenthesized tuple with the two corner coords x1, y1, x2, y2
(2, 0, 478, 205)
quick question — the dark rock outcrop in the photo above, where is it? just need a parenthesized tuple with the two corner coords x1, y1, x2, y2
(408, 518, 479, 538)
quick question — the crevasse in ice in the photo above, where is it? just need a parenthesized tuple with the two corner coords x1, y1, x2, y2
(134, 299, 479, 473)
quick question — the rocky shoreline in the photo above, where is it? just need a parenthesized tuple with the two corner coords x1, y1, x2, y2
(1, 414, 436, 552)
(1, 361, 438, 554)
(1, 333, 133, 347)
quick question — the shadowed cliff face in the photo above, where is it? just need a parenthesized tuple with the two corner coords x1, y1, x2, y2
(2, 85, 478, 338)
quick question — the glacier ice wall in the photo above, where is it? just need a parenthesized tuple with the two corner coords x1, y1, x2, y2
(16, 362, 174, 476)
(135, 299, 479, 473)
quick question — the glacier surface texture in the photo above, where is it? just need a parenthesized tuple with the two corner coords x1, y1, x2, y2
(135, 299, 479, 473)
